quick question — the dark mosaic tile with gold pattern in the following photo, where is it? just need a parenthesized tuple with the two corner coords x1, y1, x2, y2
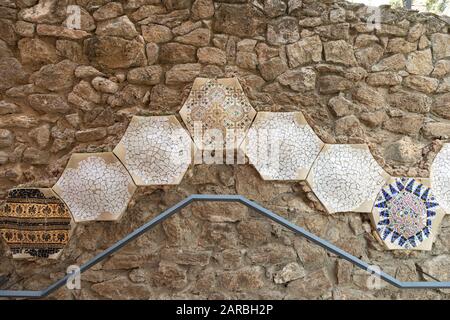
(0, 188, 73, 259)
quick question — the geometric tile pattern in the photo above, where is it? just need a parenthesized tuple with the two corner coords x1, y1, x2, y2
(53, 153, 136, 223)
(242, 112, 324, 180)
(179, 77, 256, 150)
(0, 188, 73, 259)
(371, 177, 444, 251)
(2, 77, 449, 253)
(306, 144, 390, 214)
(113, 116, 193, 186)
(430, 143, 450, 214)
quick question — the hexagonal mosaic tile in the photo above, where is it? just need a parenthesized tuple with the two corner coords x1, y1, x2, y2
(53, 153, 136, 223)
(242, 112, 324, 181)
(371, 177, 444, 251)
(179, 77, 256, 150)
(430, 143, 450, 214)
(306, 144, 390, 214)
(113, 116, 193, 186)
(0, 188, 73, 259)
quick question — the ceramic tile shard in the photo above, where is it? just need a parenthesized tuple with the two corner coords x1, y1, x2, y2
(430, 144, 450, 214)
(371, 177, 444, 250)
(179, 77, 256, 150)
(306, 144, 390, 213)
(242, 112, 324, 180)
(53, 153, 136, 222)
(0, 188, 73, 259)
(114, 116, 193, 186)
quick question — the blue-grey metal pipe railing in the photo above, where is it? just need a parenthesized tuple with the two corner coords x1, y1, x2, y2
(1, 194, 449, 299)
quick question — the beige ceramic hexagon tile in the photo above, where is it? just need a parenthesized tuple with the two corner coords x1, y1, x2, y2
(370, 177, 444, 251)
(430, 143, 450, 214)
(306, 144, 390, 214)
(113, 115, 194, 186)
(0, 188, 73, 259)
(53, 153, 136, 223)
(179, 77, 256, 150)
(242, 112, 324, 181)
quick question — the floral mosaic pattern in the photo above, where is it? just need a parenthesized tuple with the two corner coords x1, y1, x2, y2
(114, 116, 193, 186)
(53, 153, 136, 222)
(306, 144, 390, 214)
(0, 188, 73, 259)
(430, 144, 450, 214)
(179, 77, 256, 150)
(242, 112, 324, 180)
(371, 177, 444, 250)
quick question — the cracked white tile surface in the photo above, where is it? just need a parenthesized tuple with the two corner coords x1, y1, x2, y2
(114, 116, 193, 186)
(53, 153, 136, 222)
(431, 144, 450, 214)
(307, 144, 390, 213)
(243, 112, 324, 180)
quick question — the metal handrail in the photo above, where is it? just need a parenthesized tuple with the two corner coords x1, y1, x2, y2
(1, 194, 449, 299)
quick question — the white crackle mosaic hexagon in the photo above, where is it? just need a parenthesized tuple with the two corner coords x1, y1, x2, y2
(179, 77, 256, 150)
(242, 112, 324, 181)
(371, 177, 444, 251)
(113, 115, 193, 186)
(53, 153, 136, 222)
(430, 144, 450, 214)
(306, 144, 390, 214)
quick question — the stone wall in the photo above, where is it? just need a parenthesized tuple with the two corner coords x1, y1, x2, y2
(0, 0, 450, 299)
